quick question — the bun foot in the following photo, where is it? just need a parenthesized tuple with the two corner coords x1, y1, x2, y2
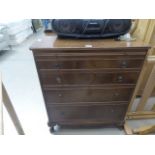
(50, 126, 55, 133)
(50, 124, 61, 133)
(117, 122, 125, 130)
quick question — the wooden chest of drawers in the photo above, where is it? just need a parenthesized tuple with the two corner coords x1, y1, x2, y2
(30, 36, 149, 132)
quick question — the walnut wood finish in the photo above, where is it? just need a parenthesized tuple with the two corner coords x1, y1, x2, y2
(30, 35, 149, 50)
(31, 36, 149, 132)
(36, 55, 144, 69)
(43, 85, 134, 103)
(48, 103, 128, 125)
(40, 69, 140, 85)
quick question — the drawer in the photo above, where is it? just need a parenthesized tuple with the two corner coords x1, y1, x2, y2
(43, 86, 134, 103)
(40, 70, 140, 85)
(35, 54, 145, 69)
(34, 51, 146, 58)
(48, 103, 128, 123)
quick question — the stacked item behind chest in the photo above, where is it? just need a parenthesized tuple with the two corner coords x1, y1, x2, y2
(0, 25, 9, 51)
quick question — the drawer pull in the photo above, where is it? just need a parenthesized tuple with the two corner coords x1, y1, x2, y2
(117, 75, 123, 82)
(60, 111, 65, 116)
(53, 64, 61, 69)
(111, 109, 114, 113)
(58, 94, 62, 97)
(56, 77, 62, 83)
(121, 61, 128, 68)
(114, 93, 120, 96)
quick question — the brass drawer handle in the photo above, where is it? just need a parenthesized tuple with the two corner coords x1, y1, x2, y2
(117, 75, 123, 82)
(114, 93, 120, 96)
(60, 111, 65, 116)
(53, 64, 61, 69)
(121, 61, 128, 68)
(56, 77, 62, 83)
(58, 94, 62, 97)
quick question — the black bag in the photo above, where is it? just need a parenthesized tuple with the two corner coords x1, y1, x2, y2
(52, 19, 132, 39)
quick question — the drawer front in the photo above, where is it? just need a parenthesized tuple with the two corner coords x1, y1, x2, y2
(40, 70, 140, 85)
(43, 86, 134, 103)
(35, 54, 145, 69)
(48, 104, 128, 123)
(36, 58, 144, 69)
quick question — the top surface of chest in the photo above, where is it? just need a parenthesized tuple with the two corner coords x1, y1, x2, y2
(30, 35, 150, 51)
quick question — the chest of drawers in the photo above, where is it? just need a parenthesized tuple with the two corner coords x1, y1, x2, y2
(30, 36, 149, 132)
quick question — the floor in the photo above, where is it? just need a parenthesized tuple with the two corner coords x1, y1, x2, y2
(0, 31, 155, 135)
